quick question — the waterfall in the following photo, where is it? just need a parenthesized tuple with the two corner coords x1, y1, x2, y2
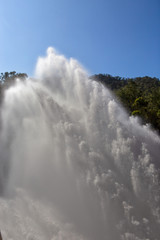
(0, 47, 160, 240)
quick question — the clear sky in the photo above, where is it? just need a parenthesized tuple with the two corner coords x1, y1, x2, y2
(0, 0, 160, 78)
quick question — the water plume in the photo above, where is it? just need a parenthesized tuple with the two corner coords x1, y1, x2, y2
(0, 47, 160, 240)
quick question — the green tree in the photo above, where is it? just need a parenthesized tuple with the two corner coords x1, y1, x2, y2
(92, 73, 160, 133)
(0, 71, 28, 103)
(116, 80, 141, 112)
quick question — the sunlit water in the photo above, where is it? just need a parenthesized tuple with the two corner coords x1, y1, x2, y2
(0, 48, 160, 240)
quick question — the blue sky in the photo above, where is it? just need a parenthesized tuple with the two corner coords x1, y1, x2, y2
(0, 0, 160, 78)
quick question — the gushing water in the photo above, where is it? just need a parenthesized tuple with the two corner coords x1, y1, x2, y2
(0, 48, 160, 240)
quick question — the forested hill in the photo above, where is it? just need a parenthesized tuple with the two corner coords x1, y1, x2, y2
(1, 72, 160, 134)
(92, 74, 160, 133)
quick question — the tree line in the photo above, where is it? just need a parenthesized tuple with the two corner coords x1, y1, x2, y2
(1, 71, 160, 133)
(0, 71, 27, 102)
(92, 74, 160, 133)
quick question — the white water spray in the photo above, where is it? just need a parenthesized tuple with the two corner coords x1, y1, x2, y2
(0, 47, 160, 240)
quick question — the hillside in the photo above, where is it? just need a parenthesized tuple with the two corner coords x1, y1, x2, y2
(92, 74, 160, 133)
(1, 72, 160, 133)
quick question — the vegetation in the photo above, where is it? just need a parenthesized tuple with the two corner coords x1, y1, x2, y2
(0, 71, 27, 102)
(92, 74, 160, 133)
(1, 71, 160, 134)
